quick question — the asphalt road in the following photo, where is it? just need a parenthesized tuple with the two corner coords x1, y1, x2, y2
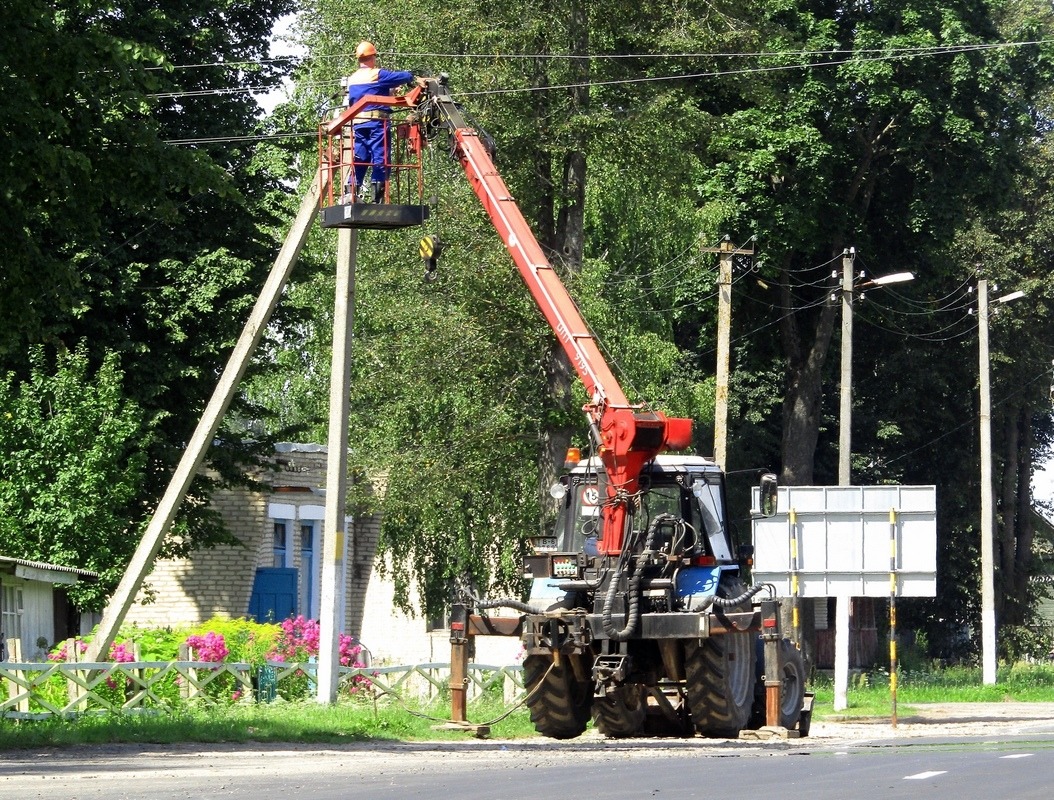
(2, 704, 1054, 800)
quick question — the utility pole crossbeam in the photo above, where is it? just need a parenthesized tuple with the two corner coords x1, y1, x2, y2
(85, 176, 327, 663)
(700, 237, 753, 469)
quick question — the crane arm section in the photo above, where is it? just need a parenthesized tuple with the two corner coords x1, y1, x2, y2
(419, 78, 691, 553)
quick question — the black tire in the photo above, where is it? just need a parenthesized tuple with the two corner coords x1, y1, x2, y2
(684, 579, 756, 737)
(592, 684, 646, 738)
(775, 638, 806, 729)
(522, 654, 591, 739)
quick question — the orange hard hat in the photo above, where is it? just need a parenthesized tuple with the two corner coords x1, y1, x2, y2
(356, 41, 377, 59)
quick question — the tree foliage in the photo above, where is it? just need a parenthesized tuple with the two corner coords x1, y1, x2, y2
(0, 346, 149, 608)
(0, 0, 295, 603)
(256, 1, 1054, 638)
(4, 0, 1054, 654)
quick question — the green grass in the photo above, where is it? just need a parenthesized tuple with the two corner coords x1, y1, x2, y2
(0, 695, 538, 750)
(5, 663, 1054, 746)
(810, 662, 1054, 719)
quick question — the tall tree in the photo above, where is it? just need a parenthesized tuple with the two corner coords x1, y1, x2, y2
(699, 0, 1054, 484)
(0, 0, 296, 603)
(0, 346, 150, 608)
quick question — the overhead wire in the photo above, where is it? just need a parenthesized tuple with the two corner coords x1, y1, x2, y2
(149, 36, 1046, 411)
(152, 37, 1054, 74)
(882, 367, 1053, 470)
(149, 37, 1054, 107)
(855, 307, 978, 343)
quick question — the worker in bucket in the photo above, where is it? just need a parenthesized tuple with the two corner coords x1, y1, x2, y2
(346, 41, 420, 203)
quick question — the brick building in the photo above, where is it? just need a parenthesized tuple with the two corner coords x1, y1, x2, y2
(124, 443, 518, 666)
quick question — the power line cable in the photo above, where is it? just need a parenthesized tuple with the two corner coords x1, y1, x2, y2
(152, 38, 1054, 73)
(149, 37, 1054, 104)
(883, 367, 1052, 468)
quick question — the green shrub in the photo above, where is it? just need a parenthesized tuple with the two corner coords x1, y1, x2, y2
(185, 617, 279, 666)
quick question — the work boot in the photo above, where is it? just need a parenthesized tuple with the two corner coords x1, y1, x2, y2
(372, 183, 386, 204)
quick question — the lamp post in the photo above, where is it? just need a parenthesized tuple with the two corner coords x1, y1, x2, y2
(977, 280, 1024, 686)
(833, 249, 913, 711)
(837, 250, 914, 485)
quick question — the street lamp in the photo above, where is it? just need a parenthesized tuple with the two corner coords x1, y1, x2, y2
(977, 279, 1024, 686)
(833, 248, 914, 712)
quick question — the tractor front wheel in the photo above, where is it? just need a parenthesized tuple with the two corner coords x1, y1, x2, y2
(523, 654, 592, 739)
(592, 684, 646, 738)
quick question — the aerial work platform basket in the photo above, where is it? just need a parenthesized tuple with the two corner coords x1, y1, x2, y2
(318, 86, 430, 230)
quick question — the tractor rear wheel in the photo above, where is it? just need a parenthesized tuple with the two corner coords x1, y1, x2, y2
(684, 580, 756, 737)
(523, 654, 591, 739)
(592, 684, 646, 738)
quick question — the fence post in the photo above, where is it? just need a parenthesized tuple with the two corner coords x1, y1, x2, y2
(5, 665, 29, 713)
(179, 643, 196, 701)
(66, 637, 87, 709)
(448, 604, 469, 724)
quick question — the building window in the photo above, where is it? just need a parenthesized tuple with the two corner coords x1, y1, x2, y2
(2, 584, 23, 639)
(273, 521, 290, 568)
(427, 607, 450, 632)
(300, 522, 317, 618)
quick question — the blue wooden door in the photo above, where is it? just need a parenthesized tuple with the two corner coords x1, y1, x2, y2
(248, 568, 298, 622)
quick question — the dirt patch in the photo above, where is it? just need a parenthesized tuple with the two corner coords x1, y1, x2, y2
(807, 701, 1054, 742)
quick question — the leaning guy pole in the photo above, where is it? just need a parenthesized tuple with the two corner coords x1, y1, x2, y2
(85, 175, 326, 662)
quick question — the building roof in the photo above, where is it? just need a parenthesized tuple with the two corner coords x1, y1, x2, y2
(0, 556, 98, 580)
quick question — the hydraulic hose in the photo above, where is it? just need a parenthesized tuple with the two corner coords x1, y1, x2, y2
(601, 513, 677, 641)
(471, 596, 546, 614)
(711, 581, 767, 608)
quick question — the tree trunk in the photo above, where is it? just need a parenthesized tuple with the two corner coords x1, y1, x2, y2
(536, 0, 589, 522)
(998, 403, 1035, 626)
(778, 259, 840, 485)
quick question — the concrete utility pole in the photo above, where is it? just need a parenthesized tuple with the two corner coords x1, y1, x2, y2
(317, 228, 357, 702)
(832, 253, 913, 710)
(700, 236, 753, 469)
(85, 176, 326, 662)
(978, 278, 997, 685)
(838, 249, 855, 487)
(834, 248, 854, 712)
(973, 278, 990, 687)
(976, 280, 1024, 685)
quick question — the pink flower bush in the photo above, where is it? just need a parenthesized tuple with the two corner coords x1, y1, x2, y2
(185, 632, 230, 663)
(266, 615, 372, 695)
(109, 642, 136, 663)
(267, 616, 367, 669)
(48, 639, 88, 662)
(49, 639, 134, 663)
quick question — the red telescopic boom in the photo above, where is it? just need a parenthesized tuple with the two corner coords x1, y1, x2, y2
(416, 77, 692, 554)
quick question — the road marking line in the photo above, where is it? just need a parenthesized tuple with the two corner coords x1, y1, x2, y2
(904, 771, 947, 780)
(1000, 754, 1034, 759)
